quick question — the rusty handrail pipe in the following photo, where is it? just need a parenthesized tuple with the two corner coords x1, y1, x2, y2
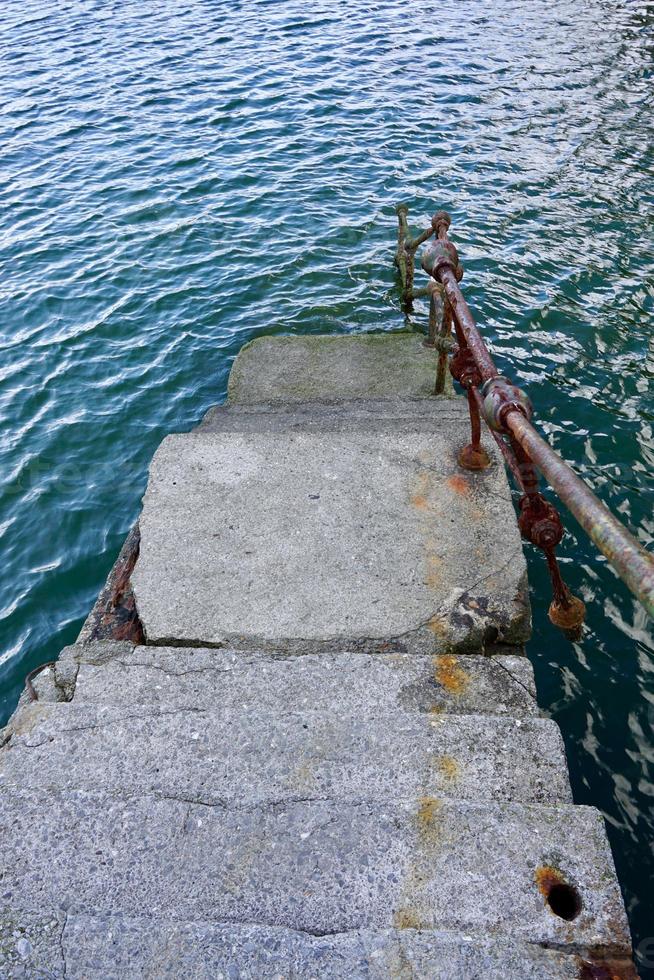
(407, 209, 654, 621)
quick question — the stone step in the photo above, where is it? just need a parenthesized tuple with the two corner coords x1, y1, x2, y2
(0, 786, 631, 957)
(1, 914, 637, 980)
(226, 332, 443, 405)
(132, 421, 530, 654)
(57, 641, 542, 717)
(198, 396, 472, 433)
(1, 701, 570, 805)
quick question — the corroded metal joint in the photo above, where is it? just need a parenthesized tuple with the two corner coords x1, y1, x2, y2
(421, 239, 460, 279)
(450, 344, 482, 389)
(431, 210, 451, 235)
(518, 494, 564, 550)
(549, 594, 586, 632)
(480, 376, 533, 432)
(434, 335, 455, 353)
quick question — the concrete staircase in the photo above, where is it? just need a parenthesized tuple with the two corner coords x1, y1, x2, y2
(0, 334, 635, 978)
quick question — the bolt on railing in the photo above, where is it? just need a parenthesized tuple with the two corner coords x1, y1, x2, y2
(395, 205, 654, 630)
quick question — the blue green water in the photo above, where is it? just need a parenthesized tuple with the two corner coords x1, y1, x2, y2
(1, 0, 653, 965)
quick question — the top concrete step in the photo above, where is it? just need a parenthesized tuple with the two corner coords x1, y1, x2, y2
(227, 332, 443, 404)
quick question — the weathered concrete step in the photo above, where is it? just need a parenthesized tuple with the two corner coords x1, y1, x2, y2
(58, 641, 542, 716)
(198, 396, 472, 433)
(132, 424, 530, 653)
(1, 702, 571, 805)
(0, 787, 631, 956)
(1, 915, 638, 980)
(227, 332, 443, 405)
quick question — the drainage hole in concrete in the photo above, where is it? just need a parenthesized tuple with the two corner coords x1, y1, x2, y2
(546, 882, 582, 921)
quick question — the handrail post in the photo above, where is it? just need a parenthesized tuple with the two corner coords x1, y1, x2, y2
(434, 292, 453, 395)
(448, 322, 491, 470)
(421, 280, 455, 396)
(395, 207, 437, 312)
(426, 283, 439, 347)
(507, 412, 654, 619)
(394, 205, 414, 310)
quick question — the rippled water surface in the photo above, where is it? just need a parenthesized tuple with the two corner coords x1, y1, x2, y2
(1, 0, 653, 964)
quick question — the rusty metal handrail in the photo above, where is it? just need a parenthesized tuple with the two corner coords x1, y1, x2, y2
(395, 205, 654, 626)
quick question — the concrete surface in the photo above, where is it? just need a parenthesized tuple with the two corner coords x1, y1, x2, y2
(199, 396, 471, 432)
(0, 916, 637, 980)
(0, 333, 634, 977)
(0, 787, 631, 952)
(65, 642, 543, 716)
(132, 411, 530, 652)
(227, 332, 442, 404)
(1, 701, 571, 805)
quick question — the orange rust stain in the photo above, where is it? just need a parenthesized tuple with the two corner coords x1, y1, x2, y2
(577, 958, 638, 980)
(446, 474, 469, 495)
(436, 755, 460, 782)
(393, 908, 423, 930)
(434, 655, 469, 696)
(427, 615, 449, 639)
(410, 470, 433, 512)
(425, 553, 443, 590)
(534, 864, 566, 898)
(416, 795, 442, 831)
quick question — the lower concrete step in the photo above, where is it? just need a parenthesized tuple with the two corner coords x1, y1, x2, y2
(1, 701, 570, 805)
(56, 641, 542, 717)
(0, 914, 638, 979)
(0, 787, 631, 956)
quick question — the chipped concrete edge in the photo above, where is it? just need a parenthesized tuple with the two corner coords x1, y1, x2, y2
(0, 641, 135, 749)
(138, 563, 531, 656)
(77, 523, 143, 645)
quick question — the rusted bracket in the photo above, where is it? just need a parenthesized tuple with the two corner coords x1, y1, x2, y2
(395, 210, 454, 397)
(395, 205, 435, 311)
(24, 661, 57, 702)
